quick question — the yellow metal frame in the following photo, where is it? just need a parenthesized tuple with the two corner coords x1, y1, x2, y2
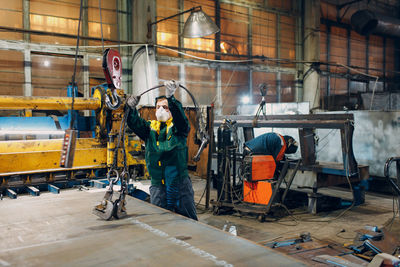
(0, 96, 101, 110)
(0, 89, 149, 186)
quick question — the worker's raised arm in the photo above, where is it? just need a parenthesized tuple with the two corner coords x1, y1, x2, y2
(168, 96, 190, 136)
(126, 96, 150, 140)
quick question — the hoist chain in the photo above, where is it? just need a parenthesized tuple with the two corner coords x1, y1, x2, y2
(93, 105, 130, 220)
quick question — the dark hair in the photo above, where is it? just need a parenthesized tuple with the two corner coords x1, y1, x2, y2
(283, 135, 298, 154)
(155, 95, 168, 105)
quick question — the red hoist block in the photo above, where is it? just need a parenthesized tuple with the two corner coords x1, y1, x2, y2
(102, 48, 122, 89)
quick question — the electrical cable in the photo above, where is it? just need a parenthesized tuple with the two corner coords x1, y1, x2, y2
(69, 0, 84, 129)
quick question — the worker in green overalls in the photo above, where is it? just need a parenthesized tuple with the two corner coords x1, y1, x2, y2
(126, 80, 198, 220)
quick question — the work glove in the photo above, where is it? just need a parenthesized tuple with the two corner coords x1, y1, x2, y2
(126, 95, 141, 109)
(164, 80, 179, 98)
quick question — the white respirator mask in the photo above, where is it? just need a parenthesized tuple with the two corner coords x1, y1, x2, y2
(156, 107, 170, 122)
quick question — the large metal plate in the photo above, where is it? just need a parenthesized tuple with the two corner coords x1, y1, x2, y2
(0, 190, 307, 266)
(317, 111, 400, 177)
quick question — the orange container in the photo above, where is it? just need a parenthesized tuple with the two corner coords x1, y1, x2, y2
(248, 155, 276, 181)
(243, 180, 273, 205)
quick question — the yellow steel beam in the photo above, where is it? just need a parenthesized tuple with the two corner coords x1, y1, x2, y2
(0, 138, 146, 176)
(0, 96, 101, 110)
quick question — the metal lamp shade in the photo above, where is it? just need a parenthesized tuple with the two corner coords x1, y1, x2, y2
(182, 10, 220, 38)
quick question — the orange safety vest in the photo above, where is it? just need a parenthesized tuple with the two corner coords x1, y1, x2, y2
(275, 134, 287, 161)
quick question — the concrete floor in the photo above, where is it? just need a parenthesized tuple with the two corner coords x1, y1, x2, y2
(190, 175, 400, 264)
(192, 176, 399, 240)
(1, 176, 399, 266)
(0, 183, 308, 266)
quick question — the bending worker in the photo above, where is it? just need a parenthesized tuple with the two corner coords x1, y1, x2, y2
(243, 132, 298, 162)
(126, 80, 198, 220)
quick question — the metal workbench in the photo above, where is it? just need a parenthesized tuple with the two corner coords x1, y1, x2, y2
(0, 189, 307, 266)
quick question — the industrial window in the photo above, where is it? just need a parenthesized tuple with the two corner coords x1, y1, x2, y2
(185, 66, 216, 105)
(385, 39, 395, 79)
(0, 50, 24, 96)
(0, 1, 23, 41)
(220, 3, 248, 59)
(329, 77, 348, 96)
(330, 26, 348, 72)
(156, 0, 179, 57)
(268, 0, 293, 12)
(369, 35, 384, 77)
(281, 73, 295, 102)
(252, 72, 277, 104)
(221, 69, 249, 115)
(350, 31, 366, 73)
(88, 0, 118, 46)
(30, 0, 81, 45)
(252, 9, 277, 60)
(320, 1, 397, 110)
(280, 15, 296, 66)
(89, 56, 105, 89)
(31, 53, 83, 97)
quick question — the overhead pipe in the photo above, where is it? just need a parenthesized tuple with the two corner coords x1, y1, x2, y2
(351, 9, 400, 37)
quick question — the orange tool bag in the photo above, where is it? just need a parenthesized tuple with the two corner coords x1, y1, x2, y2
(242, 155, 276, 205)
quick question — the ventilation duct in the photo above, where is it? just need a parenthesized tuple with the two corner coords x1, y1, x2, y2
(351, 9, 400, 37)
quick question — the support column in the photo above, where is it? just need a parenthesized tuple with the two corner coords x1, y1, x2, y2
(82, 0, 88, 47)
(132, 0, 153, 43)
(179, 63, 188, 105)
(276, 14, 281, 103)
(23, 0, 32, 98)
(23, 0, 30, 42)
(24, 49, 32, 97)
(83, 55, 90, 116)
(295, 0, 304, 102)
(216, 67, 222, 115)
(303, 0, 320, 110)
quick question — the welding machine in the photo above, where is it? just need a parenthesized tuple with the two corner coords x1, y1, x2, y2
(241, 155, 276, 205)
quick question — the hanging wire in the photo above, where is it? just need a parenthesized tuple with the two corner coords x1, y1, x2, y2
(69, 0, 84, 129)
(98, 0, 105, 52)
(116, 0, 121, 53)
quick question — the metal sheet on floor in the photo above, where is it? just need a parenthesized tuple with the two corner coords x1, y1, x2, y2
(0, 189, 307, 266)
